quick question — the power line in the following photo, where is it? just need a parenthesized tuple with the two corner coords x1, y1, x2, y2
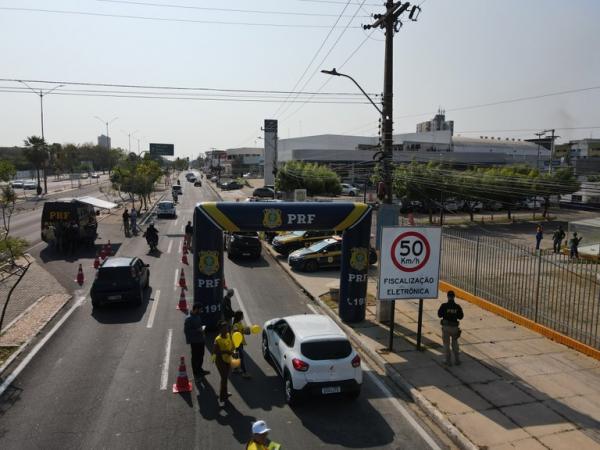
(0, 6, 363, 28)
(298, 0, 381, 6)
(272, 0, 353, 118)
(96, 0, 371, 18)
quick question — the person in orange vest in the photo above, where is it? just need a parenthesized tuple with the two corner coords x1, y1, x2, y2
(213, 320, 233, 403)
(246, 420, 280, 450)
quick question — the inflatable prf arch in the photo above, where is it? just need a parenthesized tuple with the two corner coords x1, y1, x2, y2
(193, 202, 372, 328)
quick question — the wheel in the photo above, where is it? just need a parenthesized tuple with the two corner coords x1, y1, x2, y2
(304, 260, 319, 272)
(261, 332, 270, 362)
(145, 271, 150, 288)
(284, 373, 300, 406)
(91, 299, 101, 309)
(252, 252, 261, 260)
(347, 388, 361, 400)
(349, 191, 356, 197)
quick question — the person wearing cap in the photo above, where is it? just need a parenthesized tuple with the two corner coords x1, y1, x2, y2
(221, 288, 235, 326)
(213, 320, 233, 403)
(246, 420, 280, 450)
(437, 290, 464, 366)
(184, 304, 209, 378)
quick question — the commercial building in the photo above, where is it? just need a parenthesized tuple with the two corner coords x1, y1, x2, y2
(224, 147, 264, 177)
(97, 135, 111, 149)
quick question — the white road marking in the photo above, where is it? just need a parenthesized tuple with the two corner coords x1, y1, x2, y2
(146, 289, 161, 328)
(364, 370, 442, 450)
(306, 303, 319, 314)
(0, 294, 86, 396)
(160, 328, 173, 390)
(173, 268, 179, 287)
(167, 240, 173, 254)
(232, 291, 252, 325)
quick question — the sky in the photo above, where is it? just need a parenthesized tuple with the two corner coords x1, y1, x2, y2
(1, 0, 599, 159)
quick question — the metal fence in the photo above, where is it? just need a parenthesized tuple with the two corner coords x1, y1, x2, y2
(441, 229, 600, 350)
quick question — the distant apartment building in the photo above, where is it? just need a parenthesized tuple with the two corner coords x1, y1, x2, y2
(98, 134, 111, 149)
(416, 109, 454, 134)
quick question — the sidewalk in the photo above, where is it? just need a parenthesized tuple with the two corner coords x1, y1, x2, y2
(213, 179, 600, 448)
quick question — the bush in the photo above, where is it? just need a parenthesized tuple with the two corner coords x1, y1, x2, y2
(276, 161, 341, 196)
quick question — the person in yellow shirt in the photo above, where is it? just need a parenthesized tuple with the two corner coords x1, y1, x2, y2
(246, 420, 280, 450)
(213, 320, 233, 403)
(232, 311, 252, 379)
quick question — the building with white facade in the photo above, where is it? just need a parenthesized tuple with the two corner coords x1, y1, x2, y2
(224, 147, 264, 177)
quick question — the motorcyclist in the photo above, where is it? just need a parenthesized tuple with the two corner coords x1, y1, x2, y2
(145, 223, 159, 249)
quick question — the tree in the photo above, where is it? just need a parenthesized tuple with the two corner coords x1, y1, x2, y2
(533, 168, 580, 218)
(23, 136, 48, 190)
(454, 169, 483, 222)
(111, 157, 162, 210)
(275, 161, 341, 196)
(0, 160, 16, 182)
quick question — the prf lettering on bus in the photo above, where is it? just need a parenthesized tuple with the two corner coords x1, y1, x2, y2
(49, 211, 70, 220)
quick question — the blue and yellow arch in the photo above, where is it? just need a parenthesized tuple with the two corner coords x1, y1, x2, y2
(193, 201, 372, 327)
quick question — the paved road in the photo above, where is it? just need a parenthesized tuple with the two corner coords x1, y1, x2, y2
(0, 178, 446, 449)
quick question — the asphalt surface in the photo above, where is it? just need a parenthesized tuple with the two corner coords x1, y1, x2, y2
(0, 178, 446, 449)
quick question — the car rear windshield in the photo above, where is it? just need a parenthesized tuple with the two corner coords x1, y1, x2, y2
(97, 267, 132, 281)
(301, 339, 352, 360)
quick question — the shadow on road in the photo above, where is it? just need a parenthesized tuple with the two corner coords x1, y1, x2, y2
(227, 255, 270, 268)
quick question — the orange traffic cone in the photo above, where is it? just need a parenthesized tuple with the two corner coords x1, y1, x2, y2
(178, 268, 187, 290)
(93, 253, 100, 269)
(100, 246, 106, 260)
(177, 289, 188, 312)
(172, 356, 193, 393)
(76, 264, 84, 285)
(181, 252, 188, 265)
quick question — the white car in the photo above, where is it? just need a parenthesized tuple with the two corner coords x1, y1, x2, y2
(156, 200, 176, 217)
(262, 314, 362, 405)
(91, 172, 100, 179)
(340, 183, 360, 197)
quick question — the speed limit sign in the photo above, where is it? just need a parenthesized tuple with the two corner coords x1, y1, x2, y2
(378, 227, 441, 300)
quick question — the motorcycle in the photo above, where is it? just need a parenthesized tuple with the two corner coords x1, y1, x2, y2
(144, 230, 159, 252)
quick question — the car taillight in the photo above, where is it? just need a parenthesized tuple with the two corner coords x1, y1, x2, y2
(292, 358, 309, 372)
(351, 354, 361, 368)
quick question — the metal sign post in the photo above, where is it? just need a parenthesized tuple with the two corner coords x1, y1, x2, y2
(378, 227, 442, 351)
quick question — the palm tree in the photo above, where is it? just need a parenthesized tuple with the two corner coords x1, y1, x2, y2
(23, 136, 48, 190)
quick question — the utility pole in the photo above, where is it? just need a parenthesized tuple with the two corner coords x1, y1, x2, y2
(535, 131, 545, 171)
(542, 129, 558, 173)
(364, 2, 420, 344)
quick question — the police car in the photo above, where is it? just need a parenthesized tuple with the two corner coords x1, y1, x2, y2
(288, 236, 377, 272)
(271, 230, 335, 256)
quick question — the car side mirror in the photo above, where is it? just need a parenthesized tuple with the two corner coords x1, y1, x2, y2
(145, 264, 150, 267)
(96, 210, 100, 216)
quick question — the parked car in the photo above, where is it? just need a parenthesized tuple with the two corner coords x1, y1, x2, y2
(23, 181, 38, 190)
(210, 176, 218, 183)
(221, 181, 244, 191)
(41, 199, 98, 246)
(80, 173, 89, 179)
(91, 172, 100, 179)
(288, 236, 377, 272)
(262, 314, 362, 405)
(156, 200, 176, 217)
(272, 230, 335, 255)
(340, 183, 360, 197)
(90, 257, 150, 308)
(9, 180, 25, 189)
(253, 187, 275, 198)
(520, 197, 545, 210)
(225, 231, 261, 259)
(443, 200, 460, 213)
(459, 200, 483, 212)
(483, 201, 503, 211)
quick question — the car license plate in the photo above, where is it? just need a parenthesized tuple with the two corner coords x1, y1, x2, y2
(322, 386, 341, 394)
(108, 295, 121, 300)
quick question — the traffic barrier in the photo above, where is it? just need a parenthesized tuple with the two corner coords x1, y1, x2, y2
(76, 264, 84, 285)
(177, 289, 188, 312)
(93, 254, 100, 269)
(178, 268, 187, 289)
(172, 356, 193, 393)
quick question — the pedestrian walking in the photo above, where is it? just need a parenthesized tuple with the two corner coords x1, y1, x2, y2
(552, 225, 566, 254)
(437, 290, 464, 366)
(569, 232, 582, 259)
(213, 320, 233, 403)
(130, 208, 138, 236)
(221, 288, 235, 326)
(184, 304, 210, 378)
(535, 224, 543, 250)
(246, 420, 281, 450)
(232, 310, 251, 379)
(122, 208, 130, 237)
(185, 221, 193, 251)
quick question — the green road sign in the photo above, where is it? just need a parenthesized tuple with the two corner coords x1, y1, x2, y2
(149, 143, 174, 156)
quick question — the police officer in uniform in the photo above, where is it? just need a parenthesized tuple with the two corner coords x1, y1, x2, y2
(437, 291, 464, 366)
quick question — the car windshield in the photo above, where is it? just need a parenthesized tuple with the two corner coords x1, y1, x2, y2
(97, 267, 131, 281)
(301, 339, 352, 360)
(307, 240, 331, 252)
(290, 231, 305, 237)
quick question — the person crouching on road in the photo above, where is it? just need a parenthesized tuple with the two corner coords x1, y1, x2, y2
(214, 320, 233, 403)
(246, 420, 280, 450)
(184, 304, 209, 379)
(437, 290, 464, 366)
(232, 310, 251, 379)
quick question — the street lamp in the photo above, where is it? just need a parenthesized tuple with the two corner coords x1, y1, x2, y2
(18, 81, 64, 193)
(94, 116, 118, 148)
(321, 69, 383, 115)
(121, 129, 139, 154)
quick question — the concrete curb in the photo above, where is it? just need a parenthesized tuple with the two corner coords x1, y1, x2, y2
(263, 244, 478, 450)
(0, 294, 72, 376)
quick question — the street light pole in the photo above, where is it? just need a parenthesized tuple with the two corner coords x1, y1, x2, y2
(18, 81, 64, 193)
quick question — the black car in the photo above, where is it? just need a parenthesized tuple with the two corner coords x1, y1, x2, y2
(221, 181, 244, 191)
(90, 257, 150, 308)
(225, 232, 261, 259)
(194, 180, 202, 187)
(252, 187, 275, 198)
